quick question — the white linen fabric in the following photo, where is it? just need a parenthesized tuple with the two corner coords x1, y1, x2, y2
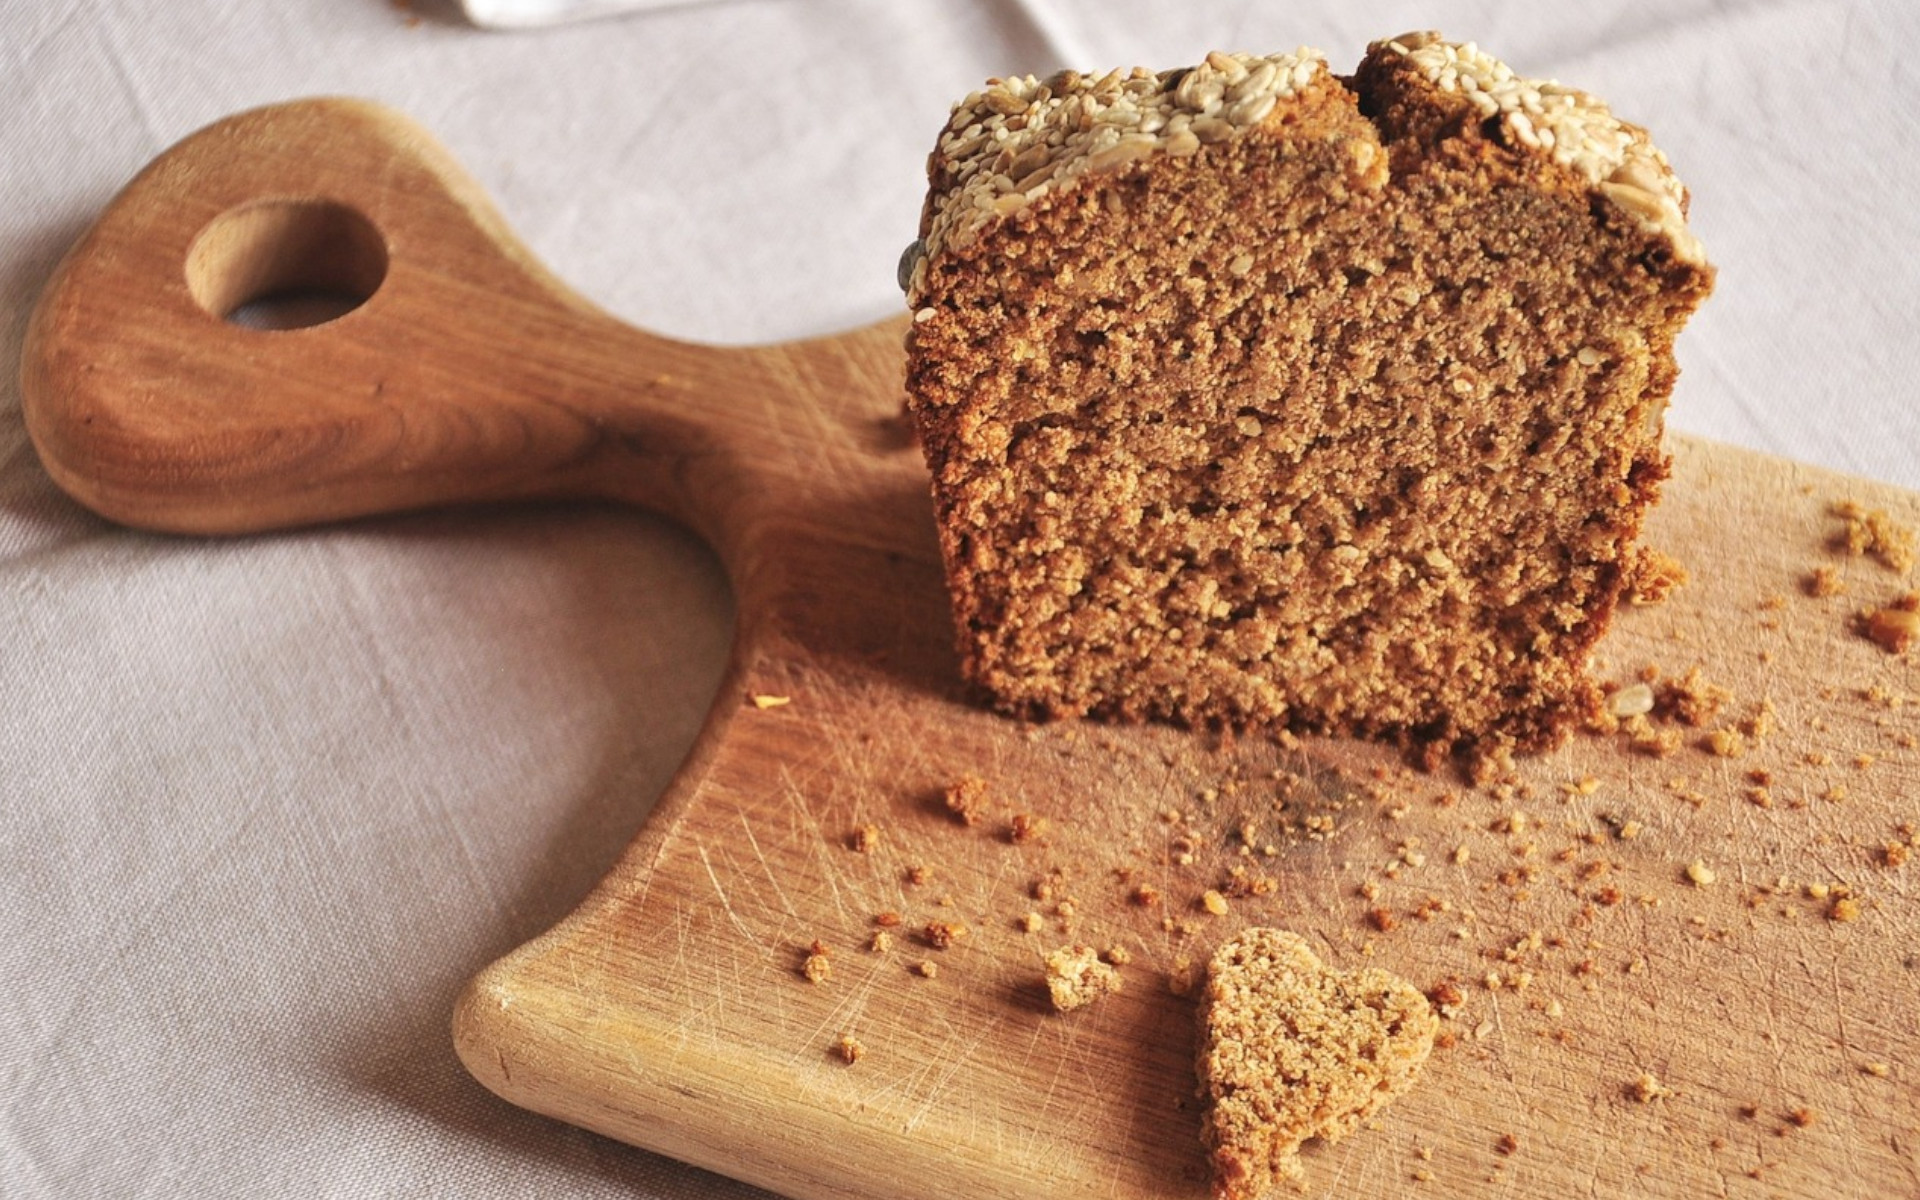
(2, 2, 1915, 1196)
(460, 0, 741, 29)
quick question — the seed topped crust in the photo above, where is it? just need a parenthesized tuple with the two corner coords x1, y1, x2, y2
(906, 49, 1329, 305)
(907, 34, 1704, 309)
(1376, 32, 1704, 263)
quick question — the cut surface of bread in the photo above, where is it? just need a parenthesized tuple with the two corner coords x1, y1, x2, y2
(902, 35, 1714, 760)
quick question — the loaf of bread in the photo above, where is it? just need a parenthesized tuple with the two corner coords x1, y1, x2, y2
(901, 34, 1714, 761)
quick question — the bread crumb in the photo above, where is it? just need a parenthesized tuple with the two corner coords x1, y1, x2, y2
(1804, 565, 1846, 597)
(1829, 896, 1861, 923)
(1628, 549, 1688, 605)
(904, 863, 932, 886)
(849, 824, 881, 853)
(922, 920, 969, 949)
(1703, 728, 1747, 758)
(1631, 1073, 1675, 1102)
(1685, 860, 1717, 888)
(1201, 889, 1231, 916)
(1863, 1061, 1892, 1078)
(835, 1034, 864, 1064)
(1495, 1132, 1520, 1156)
(1657, 667, 1729, 727)
(802, 948, 832, 984)
(1629, 725, 1683, 758)
(914, 959, 939, 979)
(1044, 945, 1124, 1011)
(943, 774, 988, 825)
(1020, 911, 1044, 933)
(748, 693, 791, 709)
(1197, 928, 1436, 1196)
(1786, 1105, 1819, 1128)
(1008, 812, 1047, 844)
(1832, 501, 1916, 573)
(869, 930, 893, 954)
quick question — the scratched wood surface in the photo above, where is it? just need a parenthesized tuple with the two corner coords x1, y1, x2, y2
(21, 99, 1917, 1200)
(449, 434, 1920, 1200)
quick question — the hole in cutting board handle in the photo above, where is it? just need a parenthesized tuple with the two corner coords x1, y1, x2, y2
(185, 197, 388, 329)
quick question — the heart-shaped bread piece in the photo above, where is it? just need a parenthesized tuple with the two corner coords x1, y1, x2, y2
(902, 35, 1713, 763)
(1197, 928, 1437, 1197)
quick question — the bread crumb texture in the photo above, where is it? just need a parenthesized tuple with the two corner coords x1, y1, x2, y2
(834, 1033, 864, 1064)
(1832, 500, 1916, 574)
(903, 33, 1713, 762)
(1044, 944, 1124, 1011)
(1197, 928, 1438, 1197)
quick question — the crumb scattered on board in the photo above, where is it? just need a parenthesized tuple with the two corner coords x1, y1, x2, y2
(944, 774, 988, 824)
(922, 920, 968, 949)
(834, 1033, 864, 1064)
(779, 482, 1916, 1195)
(1044, 945, 1124, 1011)
(802, 941, 831, 984)
(1833, 500, 1916, 574)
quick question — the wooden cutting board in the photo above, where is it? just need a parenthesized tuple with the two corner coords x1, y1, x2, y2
(23, 98, 1918, 1200)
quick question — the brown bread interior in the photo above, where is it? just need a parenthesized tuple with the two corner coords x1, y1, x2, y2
(905, 47, 1714, 761)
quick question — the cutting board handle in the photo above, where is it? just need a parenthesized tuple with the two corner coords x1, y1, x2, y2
(19, 97, 797, 539)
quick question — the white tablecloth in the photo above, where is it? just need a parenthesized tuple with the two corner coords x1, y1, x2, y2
(4, 2, 1915, 1196)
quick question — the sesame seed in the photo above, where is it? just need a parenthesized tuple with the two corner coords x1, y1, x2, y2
(1227, 91, 1278, 128)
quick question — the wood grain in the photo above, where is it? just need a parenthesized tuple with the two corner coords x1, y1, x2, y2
(22, 99, 1919, 1200)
